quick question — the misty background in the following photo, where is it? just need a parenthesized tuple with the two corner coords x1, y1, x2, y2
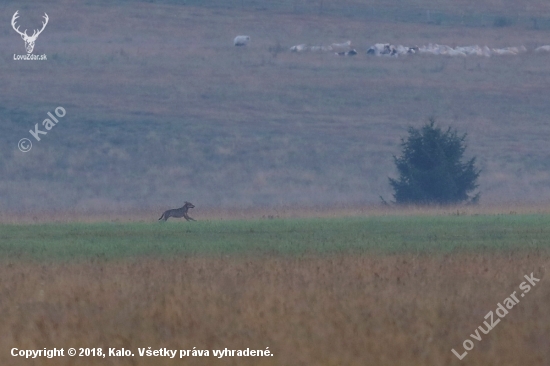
(1, 0, 550, 213)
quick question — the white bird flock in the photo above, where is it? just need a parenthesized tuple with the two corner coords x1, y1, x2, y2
(284, 39, 550, 58)
(235, 34, 550, 57)
(367, 43, 531, 57)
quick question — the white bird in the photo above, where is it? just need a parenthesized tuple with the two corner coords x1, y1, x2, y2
(331, 40, 352, 53)
(290, 44, 308, 52)
(234, 35, 250, 46)
(491, 48, 517, 55)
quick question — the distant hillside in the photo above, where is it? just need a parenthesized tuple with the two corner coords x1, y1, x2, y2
(1, 0, 550, 212)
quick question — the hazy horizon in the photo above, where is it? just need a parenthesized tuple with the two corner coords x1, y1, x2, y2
(2, 0, 550, 213)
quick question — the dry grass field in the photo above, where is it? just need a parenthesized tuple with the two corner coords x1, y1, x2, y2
(2, 253, 548, 366)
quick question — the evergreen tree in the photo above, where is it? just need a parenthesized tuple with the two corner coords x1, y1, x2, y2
(389, 119, 480, 204)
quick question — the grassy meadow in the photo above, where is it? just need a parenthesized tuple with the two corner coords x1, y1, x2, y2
(1, 213, 550, 260)
(1, 213, 550, 365)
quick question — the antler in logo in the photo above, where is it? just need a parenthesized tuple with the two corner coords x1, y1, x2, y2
(11, 11, 49, 54)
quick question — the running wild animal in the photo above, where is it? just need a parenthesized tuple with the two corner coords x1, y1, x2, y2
(158, 202, 196, 222)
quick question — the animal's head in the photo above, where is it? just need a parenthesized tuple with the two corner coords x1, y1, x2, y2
(184, 202, 195, 208)
(11, 11, 49, 54)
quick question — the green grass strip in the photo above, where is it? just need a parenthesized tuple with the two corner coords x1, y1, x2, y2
(1, 214, 549, 261)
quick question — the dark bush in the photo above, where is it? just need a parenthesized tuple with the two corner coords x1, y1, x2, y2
(389, 119, 480, 205)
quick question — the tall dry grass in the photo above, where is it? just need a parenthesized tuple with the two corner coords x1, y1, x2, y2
(2, 253, 549, 365)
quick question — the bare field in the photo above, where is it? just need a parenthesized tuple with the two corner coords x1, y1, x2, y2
(2, 253, 548, 366)
(2, 1, 550, 211)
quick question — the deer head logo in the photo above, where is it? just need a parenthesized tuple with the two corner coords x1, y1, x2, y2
(11, 11, 49, 54)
